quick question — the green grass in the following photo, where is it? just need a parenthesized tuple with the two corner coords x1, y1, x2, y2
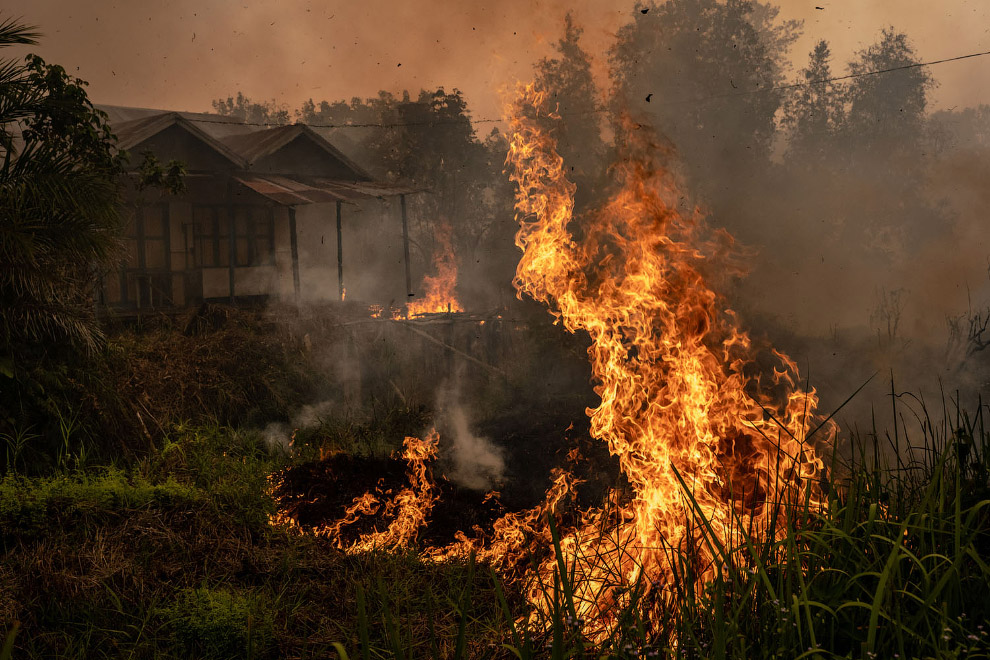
(0, 394, 988, 659)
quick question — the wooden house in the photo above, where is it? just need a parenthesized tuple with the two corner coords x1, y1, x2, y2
(99, 105, 418, 312)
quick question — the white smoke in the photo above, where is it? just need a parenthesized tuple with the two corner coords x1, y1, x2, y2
(436, 380, 505, 490)
(261, 400, 336, 453)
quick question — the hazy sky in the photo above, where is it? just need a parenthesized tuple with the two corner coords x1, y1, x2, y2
(5, 1, 990, 120)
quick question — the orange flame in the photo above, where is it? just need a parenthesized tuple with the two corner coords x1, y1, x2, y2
(317, 430, 440, 553)
(407, 222, 464, 316)
(287, 82, 834, 642)
(494, 83, 831, 634)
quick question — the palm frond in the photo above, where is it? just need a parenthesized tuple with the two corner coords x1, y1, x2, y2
(0, 17, 39, 47)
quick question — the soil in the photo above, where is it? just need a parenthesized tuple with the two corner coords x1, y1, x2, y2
(270, 405, 625, 548)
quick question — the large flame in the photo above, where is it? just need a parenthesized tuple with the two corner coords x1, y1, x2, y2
(407, 221, 464, 316)
(283, 83, 832, 641)
(499, 83, 829, 632)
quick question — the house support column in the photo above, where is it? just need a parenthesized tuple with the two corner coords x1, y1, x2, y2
(400, 193, 412, 299)
(336, 201, 344, 301)
(288, 206, 301, 303)
(227, 181, 236, 303)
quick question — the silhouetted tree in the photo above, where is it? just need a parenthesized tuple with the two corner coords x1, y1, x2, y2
(839, 28, 942, 251)
(1, 19, 124, 352)
(533, 13, 606, 209)
(1, 16, 185, 462)
(212, 92, 291, 126)
(929, 104, 990, 155)
(783, 40, 846, 166)
(844, 28, 934, 158)
(610, 0, 798, 190)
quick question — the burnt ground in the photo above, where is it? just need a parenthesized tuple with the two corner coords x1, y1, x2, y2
(271, 402, 625, 548)
(270, 453, 510, 547)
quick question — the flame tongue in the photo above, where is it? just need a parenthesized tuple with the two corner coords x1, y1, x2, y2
(505, 84, 827, 629)
(327, 430, 440, 553)
(293, 82, 832, 642)
(407, 221, 464, 316)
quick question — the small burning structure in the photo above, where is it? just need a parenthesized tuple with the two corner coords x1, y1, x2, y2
(407, 221, 464, 317)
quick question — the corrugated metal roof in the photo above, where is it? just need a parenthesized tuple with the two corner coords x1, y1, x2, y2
(234, 174, 422, 205)
(222, 125, 301, 164)
(312, 179, 426, 198)
(99, 104, 255, 140)
(234, 173, 346, 205)
(97, 104, 426, 202)
(220, 124, 373, 181)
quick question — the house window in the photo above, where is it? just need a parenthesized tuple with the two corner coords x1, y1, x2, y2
(115, 203, 172, 308)
(193, 205, 274, 267)
(193, 205, 227, 267)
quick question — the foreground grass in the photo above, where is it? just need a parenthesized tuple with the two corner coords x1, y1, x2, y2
(0, 397, 988, 659)
(0, 423, 503, 659)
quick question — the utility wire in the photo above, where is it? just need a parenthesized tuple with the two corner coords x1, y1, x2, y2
(649, 48, 990, 108)
(181, 47, 990, 129)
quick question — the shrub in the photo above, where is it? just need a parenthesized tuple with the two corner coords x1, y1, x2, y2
(157, 587, 274, 659)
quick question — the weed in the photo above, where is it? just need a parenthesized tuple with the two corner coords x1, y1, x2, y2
(156, 587, 274, 659)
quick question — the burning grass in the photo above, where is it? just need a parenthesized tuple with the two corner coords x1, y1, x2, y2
(0, 401, 987, 659)
(2, 83, 989, 660)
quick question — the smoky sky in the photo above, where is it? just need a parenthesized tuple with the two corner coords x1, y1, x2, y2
(6, 0, 990, 118)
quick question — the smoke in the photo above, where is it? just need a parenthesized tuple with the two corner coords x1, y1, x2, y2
(261, 400, 337, 453)
(435, 378, 505, 491)
(231, 5, 990, 465)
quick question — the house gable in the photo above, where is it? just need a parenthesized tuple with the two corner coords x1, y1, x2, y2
(252, 133, 370, 179)
(115, 115, 246, 172)
(219, 125, 372, 181)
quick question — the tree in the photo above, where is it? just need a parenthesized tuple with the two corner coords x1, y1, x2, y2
(783, 40, 846, 165)
(610, 0, 799, 188)
(0, 18, 125, 353)
(844, 27, 934, 158)
(839, 28, 942, 251)
(532, 13, 606, 209)
(212, 92, 291, 126)
(0, 16, 188, 465)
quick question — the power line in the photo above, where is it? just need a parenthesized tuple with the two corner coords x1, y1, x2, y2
(786, 49, 990, 89)
(184, 47, 990, 129)
(651, 48, 990, 108)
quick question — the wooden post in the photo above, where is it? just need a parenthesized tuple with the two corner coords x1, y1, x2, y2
(227, 185, 236, 304)
(336, 201, 344, 301)
(400, 193, 413, 299)
(288, 206, 301, 303)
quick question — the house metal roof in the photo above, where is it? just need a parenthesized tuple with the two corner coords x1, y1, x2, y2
(219, 123, 373, 180)
(99, 105, 256, 140)
(234, 173, 425, 206)
(99, 104, 423, 205)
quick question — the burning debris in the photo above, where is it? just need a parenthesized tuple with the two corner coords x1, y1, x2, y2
(406, 221, 464, 317)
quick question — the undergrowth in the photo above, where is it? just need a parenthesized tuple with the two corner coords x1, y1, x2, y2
(0, 393, 987, 658)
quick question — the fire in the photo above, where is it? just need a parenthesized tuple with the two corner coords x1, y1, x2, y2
(316, 430, 440, 553)
(499, 83, 829, 633)
(278, 82, 833, 642)
(407, 221, 464, 316)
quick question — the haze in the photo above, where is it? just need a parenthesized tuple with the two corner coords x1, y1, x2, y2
(5, 1, 990, 118)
